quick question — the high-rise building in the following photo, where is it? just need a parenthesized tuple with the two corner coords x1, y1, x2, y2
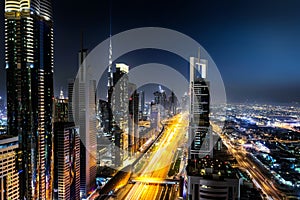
(73, 49, 97, 198)
(0, 96, 4, 113)
(128, 83, 139, 154)
(53, 122, 80, 200)
(54, 90, 68, 122)
(97, 99, 114, 166)
(5, 1, 54, 199)
(150, 103, 161, 131)
(68, 79, 75, 122)
(111, 63, 129, 166)
(169, 91, 177, 116)
(181, 92, 189, 112)
(188, 56, 212, 160)
(98, 99, 113, 140)
(139, 91, 145, 119)
(187, 55, 234, 200)
(153, 88, 167, 118)
(187, 55, 214, 200)
(0, 136, 19, 200)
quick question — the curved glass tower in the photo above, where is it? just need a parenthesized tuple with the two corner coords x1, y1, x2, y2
(4, 0, 54, 199)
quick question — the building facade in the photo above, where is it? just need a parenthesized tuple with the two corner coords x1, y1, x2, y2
(54, 90, 69, 122)
(111, 63, 129, 166)
(73, 49, 97, 198)
(188, 55, 215, 200)
(128, 83, 139, 154)
(139, 91, 145, 119)
(53, 123, 80, 200)
(0, 136, 19, 200)
(189, 56, 212, 159)
(5, 0, 54, 199)
(186, 156, 240, 200)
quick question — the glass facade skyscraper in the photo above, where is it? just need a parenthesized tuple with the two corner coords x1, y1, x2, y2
(4, 0, 54, 199)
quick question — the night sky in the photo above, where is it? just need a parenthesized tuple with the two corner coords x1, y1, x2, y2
(1, 0, 300, 104)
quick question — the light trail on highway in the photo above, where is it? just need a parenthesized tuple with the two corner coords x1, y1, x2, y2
(212, 122, 285, 200)
(115, 113, 188, 200)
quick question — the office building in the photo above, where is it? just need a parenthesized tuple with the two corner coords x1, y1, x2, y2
(53, 93, 80, 200)
(187, 55, 215, 200)
(0, 97, 4, 113)
(68, 79, 75, 122)
(54, 90, 69, 122)
(53, 123, 80, 200)
(181, 93, 189, 112)
(128, 83, 139, 154)
(153, 87, 167, 118)
(139, 91, 145, 119)
(150, 103, 161, 131)
(189, 56, 212, 159)
(5, 1, 54, 199)
(97, 99, 114, 167)
(169, 91, 177, 116)
(186, 155, 240, 200)
(73, 49, 97, 198)
(98, 99, 113, 141)
(0, 136, 19, 200)
(111, 63, 129, 166)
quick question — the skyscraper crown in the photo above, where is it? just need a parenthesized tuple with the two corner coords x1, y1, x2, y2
(5, 0, 53, 21)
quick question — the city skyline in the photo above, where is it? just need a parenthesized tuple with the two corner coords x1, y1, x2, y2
(2, 1, 300, 200)
(1, 0, 300, 104)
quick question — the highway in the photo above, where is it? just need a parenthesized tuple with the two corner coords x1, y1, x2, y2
(114, 113, 188, 200)
(212, 122, 286, 200)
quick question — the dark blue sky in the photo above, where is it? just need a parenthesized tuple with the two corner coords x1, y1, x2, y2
(1, 0, 300, 104)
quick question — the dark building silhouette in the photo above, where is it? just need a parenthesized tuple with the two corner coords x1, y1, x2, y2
(128, 83, 139, 154)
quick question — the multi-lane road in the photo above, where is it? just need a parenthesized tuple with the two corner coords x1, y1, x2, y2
(114, 113, 188, 200)
(213, 122, 286, 200)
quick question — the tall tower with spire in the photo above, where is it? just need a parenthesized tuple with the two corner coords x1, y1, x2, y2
(107, 0, 113, 92)
(108, 35, 113, 89)
(5, 0, 54, 199)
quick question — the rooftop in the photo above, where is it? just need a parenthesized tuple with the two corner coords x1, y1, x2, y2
(186, 155, 237, 180)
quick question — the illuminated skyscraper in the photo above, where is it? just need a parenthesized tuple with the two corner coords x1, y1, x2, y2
(139, 91, 145, 119)
(128, 83, 139, 154)
(4, 0, 54, 199)
(68, 79, 75, 122)
(188, 55, 231, 200)
(0, 136, 19, 200)
(111, 63, 129, 166)
(73, 49, 97, 198)
(188, 56, 212, 159)
(54, 90, 69, 122)
(53, 123, 80, 200)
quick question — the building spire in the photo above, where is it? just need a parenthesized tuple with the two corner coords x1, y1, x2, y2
(81, 32, 84, 65)
(107, 0, 113, 89)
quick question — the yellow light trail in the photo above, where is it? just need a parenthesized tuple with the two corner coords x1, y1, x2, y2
(115, 113, 188, 200)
